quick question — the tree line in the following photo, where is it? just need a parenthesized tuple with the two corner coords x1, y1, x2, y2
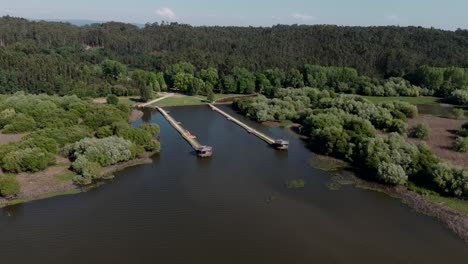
(233, 88, 468, 199)
(1, 16, 467, 77)
(0, 16, 466, 104)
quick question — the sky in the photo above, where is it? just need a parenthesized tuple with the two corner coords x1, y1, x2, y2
(0, 0, 467, 30)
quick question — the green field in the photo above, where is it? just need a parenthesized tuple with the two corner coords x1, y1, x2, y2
(363, 96, 440, 105)
(118, 96, 140, 106)
(155, 94, 241, 107)
(55, 172, 77, 182)
(426, 195, 468, 214)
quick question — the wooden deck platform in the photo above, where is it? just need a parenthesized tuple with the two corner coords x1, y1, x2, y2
(208, 104, 287, 150)
(155, 106, 212, 157)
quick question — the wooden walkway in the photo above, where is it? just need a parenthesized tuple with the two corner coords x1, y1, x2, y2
(155, 106, 202, 150)
(138, 93, 174, 108)
(208, 103, 276, 145)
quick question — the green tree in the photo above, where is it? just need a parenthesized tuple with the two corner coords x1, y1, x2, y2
(0, 174, 20, 197)
(206, 87, 215, 102)
(139, 85, 153, 102)
(286, 68, 304, 88)
(101, 59, 127, 80)
(106, 94, 119, 105)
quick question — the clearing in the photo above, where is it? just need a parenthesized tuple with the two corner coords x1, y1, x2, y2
(0, 132, 29, 145)
(408, 115, 468, 166)
(155, 94, 242, 107)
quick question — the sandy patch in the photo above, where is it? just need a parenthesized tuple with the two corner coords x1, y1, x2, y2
(93, 98, 107, 104)
(407, 115, 468, 166)
(129, 109, 144, 122)
(0, 133, 29, 145)
(15, 165, 75, 199)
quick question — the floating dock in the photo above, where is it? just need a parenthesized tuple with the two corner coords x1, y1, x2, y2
(155, 106, 212, 157)
(208, 104, 288, 150)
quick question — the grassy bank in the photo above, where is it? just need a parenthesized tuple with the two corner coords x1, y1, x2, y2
(0, 189, 81, 208)
(363, 96, 440, 105)
(155, 94, 241, 107)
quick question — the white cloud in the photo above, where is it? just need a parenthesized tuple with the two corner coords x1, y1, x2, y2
(155, 7, 177, 20)
(385, 15, 400, 22)
(291, 13, 316, 21)
(4, 9, 13, 13)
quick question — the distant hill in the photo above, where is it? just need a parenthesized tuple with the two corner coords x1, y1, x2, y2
(33, 18, 145, 28)
(0, 16, 466, 78)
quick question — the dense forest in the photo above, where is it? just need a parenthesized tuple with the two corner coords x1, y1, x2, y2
(0, 16, 467, 101)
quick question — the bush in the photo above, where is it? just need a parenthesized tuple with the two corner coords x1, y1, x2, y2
(114, 122, 154, 146)
(432, 162, 468, 198)
(409, 124, 430, 140)
(144, 139, 161, 152)
(450, 89, 468, 106)
(2, 148, 56, 173)
(72, 156, 102, 185)
(64, 136, 135, 167)
(452, 108, 465, 119)
(377, 162, 408, 185)
(2, 113, 36, 133)
(0, 174, 20, 197)
(27, 126, 91, 147)
(21, 135, 59, 154)
(106, 94, 119, 105)
(459, 122, 468, 137)
(454, 137, 468, 152)
(96, 126, 113, 138)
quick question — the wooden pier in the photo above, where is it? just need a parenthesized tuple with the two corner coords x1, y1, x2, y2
(155, 106, 212, 157)
(208, 104, 288, 150)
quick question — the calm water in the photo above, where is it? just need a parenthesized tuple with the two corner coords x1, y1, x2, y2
(0, 105, 467, 263)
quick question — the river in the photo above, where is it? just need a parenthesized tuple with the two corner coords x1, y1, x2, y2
(0, 105, 467, 263)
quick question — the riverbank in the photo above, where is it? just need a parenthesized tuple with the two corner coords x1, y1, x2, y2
(351, 178, 468, 241)
(279, 120, 468, 241)
(0, 154, 155, 208)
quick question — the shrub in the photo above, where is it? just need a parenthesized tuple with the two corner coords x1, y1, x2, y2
(21, 135, 59, 154)
(144, 139, 161, 152)
(96, 126, 113, 138)
(454, 137, 468, 152)
(409, 124, 430, 140)
(2, 113, 36, 133)
(140, 123, 160, 135)
(431, 162, 468, 198)
(64, 136, 134, 167)
(377, 162, 408, 185)
(106, 94, 119, 105)
(2, 148, 56, 173)
(450, 89, 468, 106)
(72, 156, 102, 185)
(28, 126, 91, 147)
(452, 108, 465, 119)
(0, 174, 20, 197)
(459, 122, 468, 137)
(114, 122, 155, 146)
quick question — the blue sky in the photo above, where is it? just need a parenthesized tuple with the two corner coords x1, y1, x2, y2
(1, 0, 467, 29)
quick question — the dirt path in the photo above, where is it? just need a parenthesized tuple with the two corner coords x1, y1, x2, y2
(138, 93, 174, 107)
